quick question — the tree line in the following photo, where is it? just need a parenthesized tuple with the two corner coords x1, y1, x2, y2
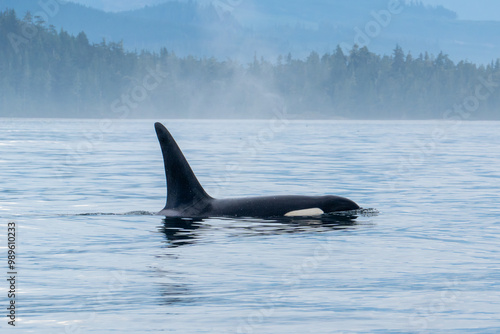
(1, 9, 499, 119)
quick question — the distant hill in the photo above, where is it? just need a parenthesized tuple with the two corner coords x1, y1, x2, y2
(1, 9, 499, 119)
(1, 0, 499, 63)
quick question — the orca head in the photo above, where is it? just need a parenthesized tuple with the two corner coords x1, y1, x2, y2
(322, 195, 360, 212)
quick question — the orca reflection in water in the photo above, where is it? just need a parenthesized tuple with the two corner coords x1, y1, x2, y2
(154, 122, 360, 218)
(160, 215, 359, 247)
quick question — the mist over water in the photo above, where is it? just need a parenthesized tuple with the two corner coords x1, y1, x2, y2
(1, 1, 500, 119)
(1, 119, 499, 333)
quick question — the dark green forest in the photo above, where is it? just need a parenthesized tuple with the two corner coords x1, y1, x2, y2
(1, 9, 499, 119)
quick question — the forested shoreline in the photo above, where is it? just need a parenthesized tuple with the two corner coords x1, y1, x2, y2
(1, 9, 499, 119)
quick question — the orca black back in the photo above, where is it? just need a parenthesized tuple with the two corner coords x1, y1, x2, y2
(154, 122, 360, 218)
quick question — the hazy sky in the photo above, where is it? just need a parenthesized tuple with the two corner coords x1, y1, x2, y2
(66, 0, 500, 21)
(419, 0, 500, 21)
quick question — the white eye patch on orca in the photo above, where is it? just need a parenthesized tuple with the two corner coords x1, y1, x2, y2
(284, 208, 324, 217)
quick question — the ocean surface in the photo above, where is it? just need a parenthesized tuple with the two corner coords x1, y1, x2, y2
(1, 119, 499, 334)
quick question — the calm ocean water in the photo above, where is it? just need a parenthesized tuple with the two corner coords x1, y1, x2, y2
(1, 119, 499, 333)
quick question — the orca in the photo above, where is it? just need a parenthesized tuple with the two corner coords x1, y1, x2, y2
(154, 122, 360, 218)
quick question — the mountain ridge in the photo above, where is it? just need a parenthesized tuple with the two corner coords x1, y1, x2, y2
(0, 0, 499, 63)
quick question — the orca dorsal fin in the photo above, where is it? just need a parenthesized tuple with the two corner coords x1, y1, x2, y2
(155, 123, 212, 210)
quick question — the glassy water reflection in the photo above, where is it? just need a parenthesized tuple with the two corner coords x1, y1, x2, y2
(1, 119, 499, 333)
